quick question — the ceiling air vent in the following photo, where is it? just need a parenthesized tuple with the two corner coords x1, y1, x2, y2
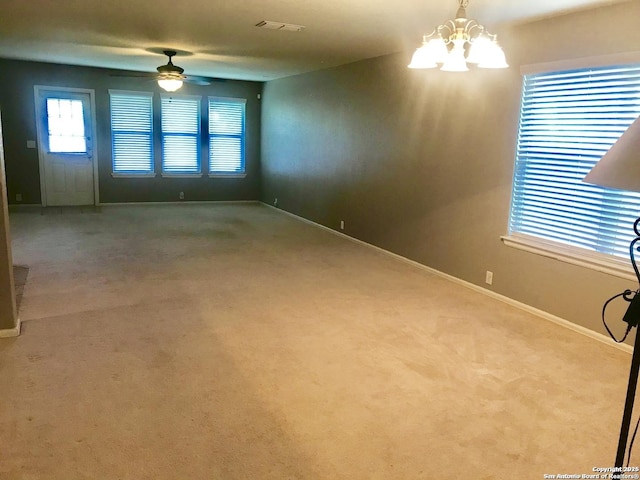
(255, 20, 305, 32)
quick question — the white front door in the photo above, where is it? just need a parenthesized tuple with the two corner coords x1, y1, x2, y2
(35, 88, 95, 206)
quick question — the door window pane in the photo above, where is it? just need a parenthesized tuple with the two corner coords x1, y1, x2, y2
(46, 98, 87, 153)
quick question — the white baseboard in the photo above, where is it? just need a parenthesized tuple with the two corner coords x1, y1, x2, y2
(8, 204, 42, 211)
(0, 318, 21, 338)
(9, 201, 260, 210)
(97, 200, 259, 207)
(264, 203, 633, 354)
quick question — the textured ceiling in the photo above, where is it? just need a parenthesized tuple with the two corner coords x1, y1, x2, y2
(0, 0, 628, 82)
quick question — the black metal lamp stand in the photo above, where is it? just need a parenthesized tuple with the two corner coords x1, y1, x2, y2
(614, 218, 640, 474)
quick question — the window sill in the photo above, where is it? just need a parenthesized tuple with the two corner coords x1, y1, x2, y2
(501, 234, 636, 282)
(111, 172, 157, 178)
(161, 173, 204, 178)
(208, 173, 247, 179)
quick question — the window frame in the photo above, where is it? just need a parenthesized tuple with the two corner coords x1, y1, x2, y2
(503, 55, 640, 282)
(109, 89, 156, 178)
(208, 96, 247, 178)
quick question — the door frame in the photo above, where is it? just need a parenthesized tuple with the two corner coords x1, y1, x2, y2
(34, 86, 100, 207)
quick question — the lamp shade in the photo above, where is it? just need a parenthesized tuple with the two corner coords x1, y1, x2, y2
(584, 116, 640, 193)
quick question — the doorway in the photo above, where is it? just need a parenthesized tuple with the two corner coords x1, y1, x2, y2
(34, 86, 99, 206)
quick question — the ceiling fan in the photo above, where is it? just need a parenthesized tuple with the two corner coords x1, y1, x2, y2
(110, 50, 215, 91)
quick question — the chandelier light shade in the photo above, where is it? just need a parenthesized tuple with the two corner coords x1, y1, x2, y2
(408, 0, 508, 72)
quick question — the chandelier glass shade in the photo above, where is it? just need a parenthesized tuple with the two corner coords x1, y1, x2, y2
(408, 0, 508, 72)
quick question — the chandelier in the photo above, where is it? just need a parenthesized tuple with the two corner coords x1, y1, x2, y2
(408, 0, 508, 72)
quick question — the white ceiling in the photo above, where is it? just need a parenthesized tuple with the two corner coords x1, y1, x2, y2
(0, 0, 627, 82)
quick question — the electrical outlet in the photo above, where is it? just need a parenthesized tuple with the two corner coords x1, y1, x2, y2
(16, 193, 22, 202)
(274, 197, 278, 207)
(179, 191, 184, 200)
(485, 271, 493, 285)
(340, 220, 345, 230)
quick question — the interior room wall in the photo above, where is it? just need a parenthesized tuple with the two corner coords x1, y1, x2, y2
(0, 108, 18, 333)
(260, 1, 640, 338)
(0, 59, 263, 204)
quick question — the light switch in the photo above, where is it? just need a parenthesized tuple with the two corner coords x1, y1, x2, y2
(26, 140, 36, 149)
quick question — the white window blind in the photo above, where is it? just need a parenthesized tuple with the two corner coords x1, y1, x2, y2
(509, 64, 640, 260)
(110, 91, 154, 174)
(161, 95, 201, 174)
(208, 98, 246, 174)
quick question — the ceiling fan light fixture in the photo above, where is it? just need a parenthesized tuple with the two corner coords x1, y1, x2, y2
(156, 50, 186, 91)
(109, 49, 213, 89)
(157, 74, 184, 92)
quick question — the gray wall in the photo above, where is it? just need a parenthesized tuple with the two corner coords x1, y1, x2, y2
(0, 59, 263, 204)
(260, 1, 640, 337)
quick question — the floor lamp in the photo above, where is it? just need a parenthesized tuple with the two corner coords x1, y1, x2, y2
(584, 115, 640, 473)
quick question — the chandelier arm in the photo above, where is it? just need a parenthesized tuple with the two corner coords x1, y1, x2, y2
(484, 31, 498, 41)
(441, 21, 457, 36)
(423, 30, 438, 41)
(438, 23, 455, 35)
(465, 21, 485, 38)
(437, 23, 455, 43)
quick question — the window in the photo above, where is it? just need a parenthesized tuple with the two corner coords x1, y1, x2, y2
(507, 63, 640, 274)
(208, 97, 246, 175)
(161, 95, 201, 175)
(46, 98, 87, 153)
(109, 90, 154, 175)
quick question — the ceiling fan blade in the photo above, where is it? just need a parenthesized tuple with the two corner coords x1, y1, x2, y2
(109, 49, 228, 87)
(185, 75, 212, 86)
(109, 72, 156, 79)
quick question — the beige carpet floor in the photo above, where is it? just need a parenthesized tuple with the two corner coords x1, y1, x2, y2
(0, 203, 635, 479)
